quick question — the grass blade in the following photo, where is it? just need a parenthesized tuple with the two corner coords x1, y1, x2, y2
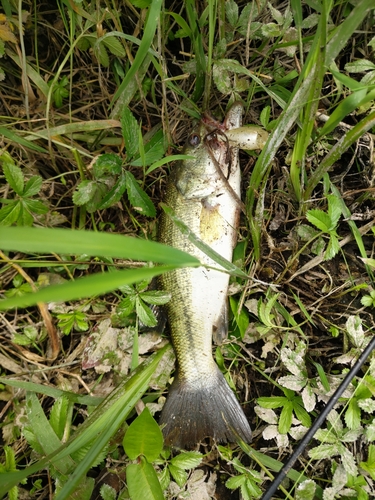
(289, 2, 328, 201)
(0, 127, 48, 153)
(0, 378, 103, 406)
(0, 265, 187, 310)
(325, 1, 373, 67)
(160, 203, 248, 278)
(0, 226, 199, 266)
(109, 0, 162, 110)
(185, 0, 206, 103)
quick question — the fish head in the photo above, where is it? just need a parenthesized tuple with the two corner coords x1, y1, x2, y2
(175, 123, 232, 199)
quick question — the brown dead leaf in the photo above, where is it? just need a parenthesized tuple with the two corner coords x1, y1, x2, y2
(0, 23, 17, 43)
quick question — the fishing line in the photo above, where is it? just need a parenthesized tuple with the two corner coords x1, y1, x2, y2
(261, 334, 375, 500)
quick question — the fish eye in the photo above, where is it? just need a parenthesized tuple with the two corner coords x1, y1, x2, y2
(188, 133, 201, 147)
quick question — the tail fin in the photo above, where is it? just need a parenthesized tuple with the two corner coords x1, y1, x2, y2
(159, 365, 252, 448)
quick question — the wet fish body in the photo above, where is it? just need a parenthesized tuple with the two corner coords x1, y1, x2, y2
(159, 103, 255, 448)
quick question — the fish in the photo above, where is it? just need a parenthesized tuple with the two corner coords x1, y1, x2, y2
(158, 102, 266, 448)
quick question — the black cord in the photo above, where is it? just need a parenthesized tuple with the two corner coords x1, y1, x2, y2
(261, 334, 375, 500)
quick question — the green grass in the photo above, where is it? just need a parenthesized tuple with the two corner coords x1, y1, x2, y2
(1, 0, 375, 499)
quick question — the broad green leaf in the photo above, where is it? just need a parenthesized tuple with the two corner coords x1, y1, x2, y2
(280, 343, 306, 378)
(126, 458, 164, 500)
(23, 176, 43, 197)
(17, 203, 34, 226)
(2, 161, 24, 195)
(306, 209, 331, 233)
(345, 399, 361, 430)
(101, 35, 126, 57)
(340, 444, 358, 476)
(293, 401, 311, 428)
(123, 408, 163, 462)
(257, 396, 287, 409)
(346, 315, 365, 348)
(125, 170, 156, 217)
(170, 451, 203, 470)
(242, 476, 262, 498)
(166, 11, 191, 37)
(121, 107, 139, 160)
(73, 180, 99, 206)
(95, 42, 110, 67)
(225, 0, 239, 26)
(230, 296, 249, 339)
(136, 298, 157, 327)
(24, 199, 49, 215)
(279, 401, 293, 434)
(302, 385, 316, 413)
(361, 295, 374, 307)
(324, 234, 340, 260)
(327, 194, 342, 227)
(226, 475, 246, 490)
(26, 392, 76, 474)
(99, 173, 127, 210)
(0, 202, 21, 226)
(158, 465, 171, 491)
(49, 396, 71, 440)
(213, 64, 231, 94)
(12, 332, 34, 346)
(259, 106, 270, 129)
(238, 0, 266, 27)
(23, 426, 44, 455)
(130, 141, 165, 167)
(3, 447, 16, 472)
(296, 479, 316, 500)
(345, 59, 375, 73)
(278, 375, 306, 392)
(117, 295, 136, 317)
(168, 463, 188, 487)
(309, 443, 338, 460)
(141, 290, 171, 306)
(93, 154, 122, 178)
(100, 484, 117, 500)
(360, 444, 375, 480)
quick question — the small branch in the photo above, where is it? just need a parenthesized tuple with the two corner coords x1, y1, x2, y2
(0, 250, 60, 360)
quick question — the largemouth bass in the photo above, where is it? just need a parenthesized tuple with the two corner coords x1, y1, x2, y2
(159, 103, 266, 448)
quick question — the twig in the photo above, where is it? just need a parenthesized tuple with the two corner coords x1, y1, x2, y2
(0, 250, 60, 360)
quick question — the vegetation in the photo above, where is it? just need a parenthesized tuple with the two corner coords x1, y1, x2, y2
(0, 0, 375, 498)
